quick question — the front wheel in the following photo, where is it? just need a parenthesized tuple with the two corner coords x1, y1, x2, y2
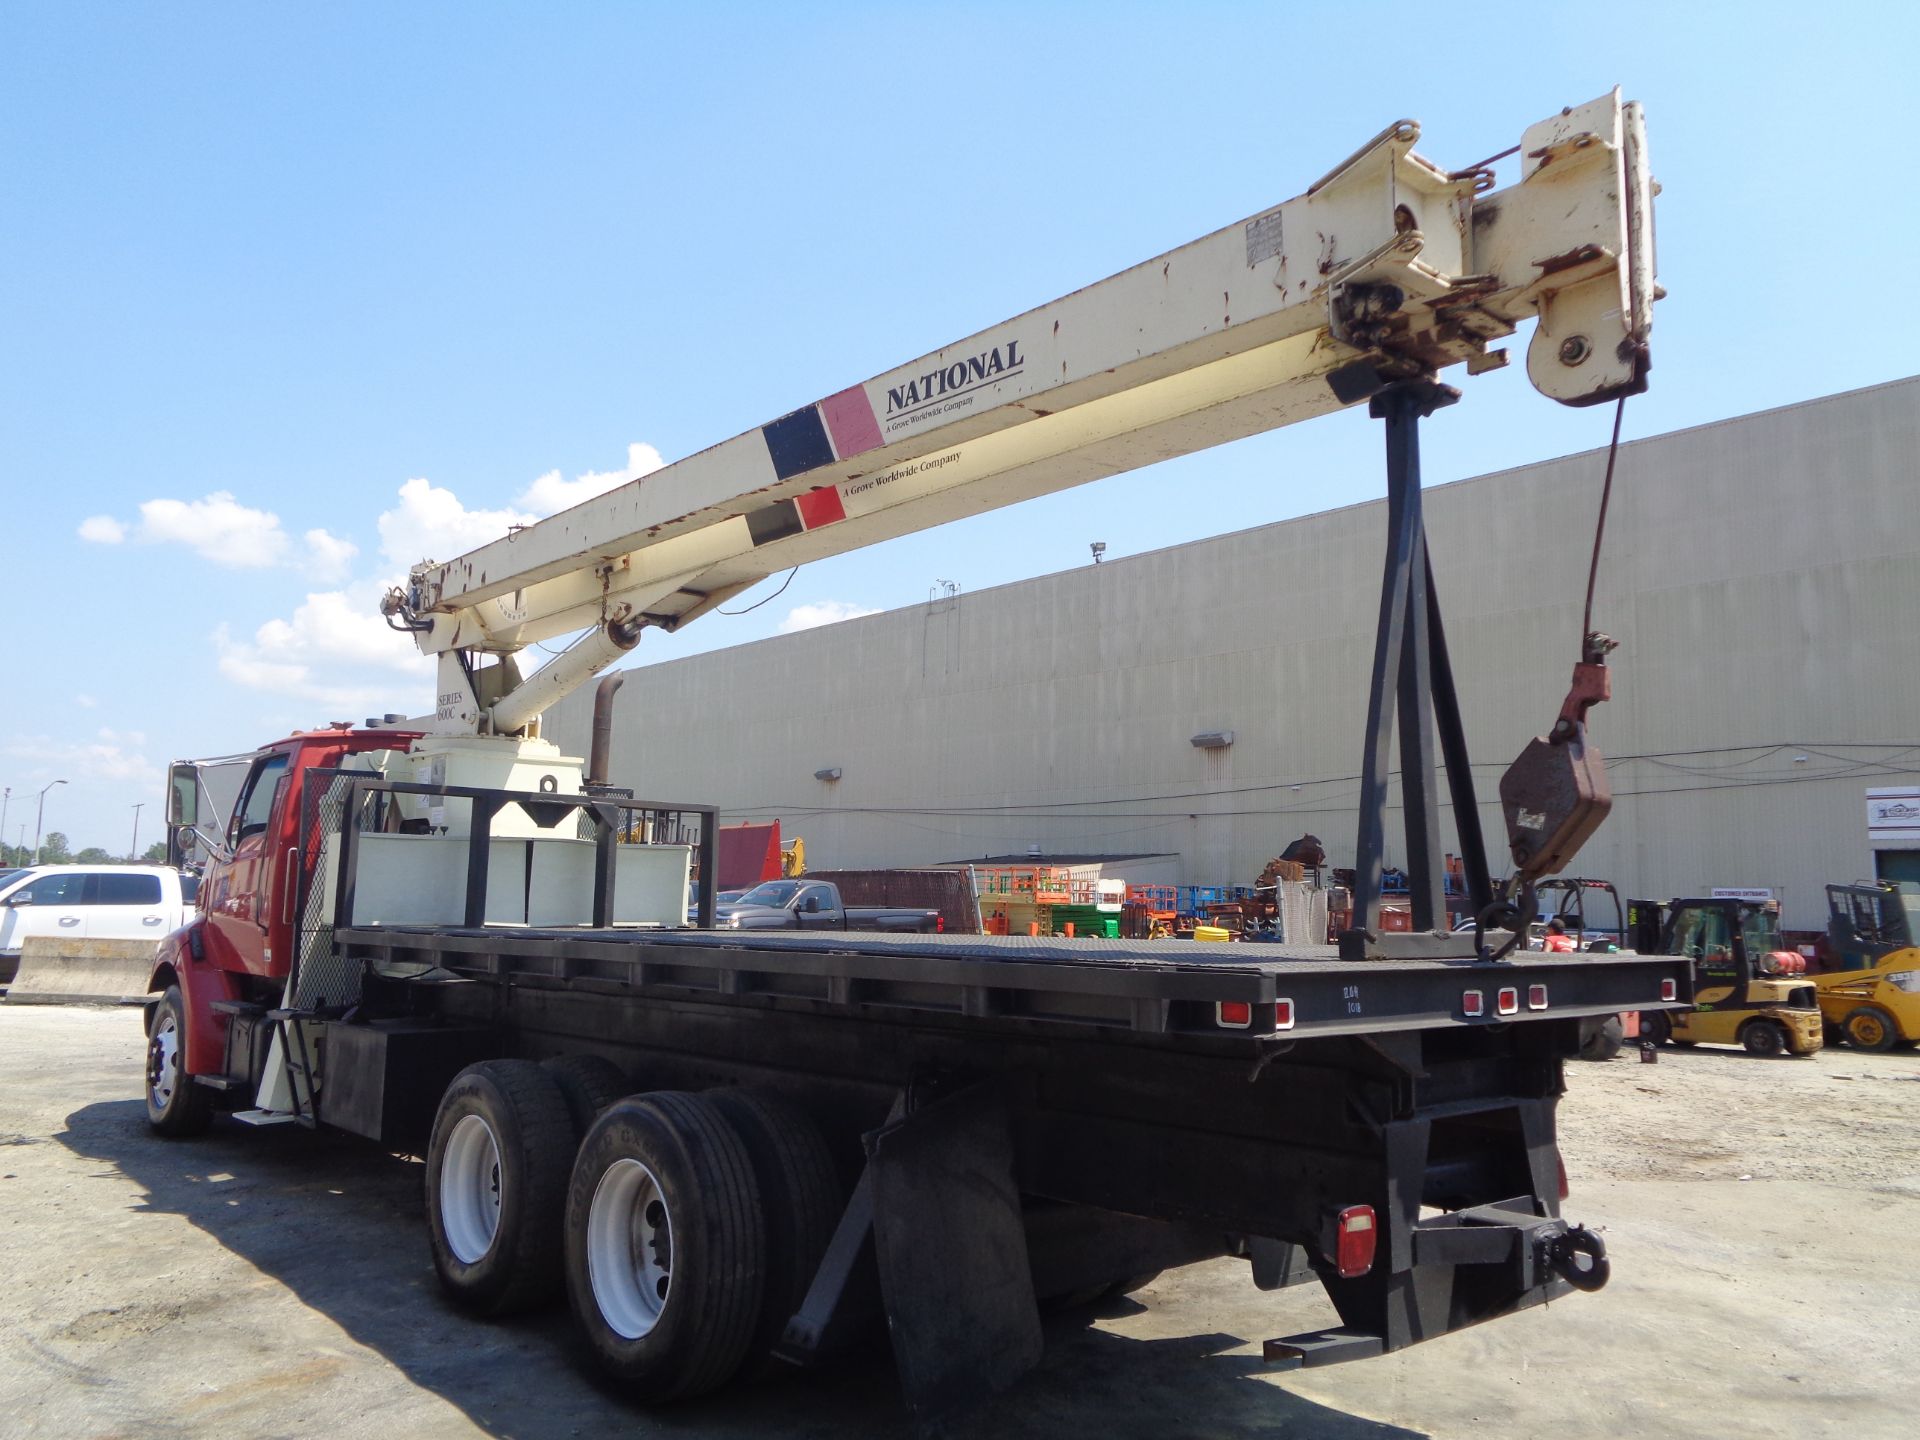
(565, 1093, 766, 1401)
(145, 986, 212, 1137)
(1740, 1019, 1789, 1057)
(1639, 1011, 1674, 1046)
(1843, 1007, 1899, 1053)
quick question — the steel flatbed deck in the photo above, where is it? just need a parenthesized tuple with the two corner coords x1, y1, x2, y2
(339, 924, 1689, 1043)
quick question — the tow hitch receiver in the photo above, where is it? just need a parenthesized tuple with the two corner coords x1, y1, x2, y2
(1263, 1204, 1608, 1370)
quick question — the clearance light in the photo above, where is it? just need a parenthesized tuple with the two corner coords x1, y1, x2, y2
(1497, 987, 1519, 1016)
(1216, 1000, 1253, 1029)
(1527, 984, 1549, 1011)
(1274, 998, 1296, 1030)
(1660, 978, 1678, 1002)
(1335, 1205, 1377, 1279)
(1462, 989, 1485, 1018)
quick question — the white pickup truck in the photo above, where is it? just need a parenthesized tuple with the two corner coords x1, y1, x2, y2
(0, 865, 195, 981)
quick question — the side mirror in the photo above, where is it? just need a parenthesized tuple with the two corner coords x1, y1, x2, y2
(167, 763, 199, 827)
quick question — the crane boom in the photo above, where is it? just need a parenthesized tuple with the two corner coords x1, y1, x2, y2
(392, 92, 1656, 737)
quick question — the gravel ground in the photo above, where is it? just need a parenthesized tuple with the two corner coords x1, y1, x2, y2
(2, 1006, 1915, 1440)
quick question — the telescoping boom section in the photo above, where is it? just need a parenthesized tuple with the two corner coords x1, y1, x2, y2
(392, 91, 1656, 737)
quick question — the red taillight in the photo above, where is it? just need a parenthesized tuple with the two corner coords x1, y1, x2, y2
(1527, 984, 1548, 1011)
(1660, 978, 1678, 1002)
(1556, 1153, 1570, 1201)
(1216, 1000, 1253, 1028)
(1274, 998, 1295, 1030)
(936, 914, 945, 933)
(1335, 1205, 1377, 1279)
(1497, 986, 1519, 1016)
(1462, 989, 1485, 1017)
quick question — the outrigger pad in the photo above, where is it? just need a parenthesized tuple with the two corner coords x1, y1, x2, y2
(868, 1084, 1043, 1420)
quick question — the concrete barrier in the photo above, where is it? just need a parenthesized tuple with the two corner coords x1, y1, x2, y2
(4, 936, 159, 1006)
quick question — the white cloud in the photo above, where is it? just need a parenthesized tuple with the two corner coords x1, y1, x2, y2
(215, 582, 434, 710)
(3, 726, 156, 785)
(515, 442, 665, 517)
(779, 600, 881, 634)
(138, 491, 290, 568)
(181, 442, 664, 714)
(303, 528, 359, 583)
(378, 478, 535, 570)
(74, 693, 98, 709)
(78, 515, 126, 544)
(378, 444, 667, 572)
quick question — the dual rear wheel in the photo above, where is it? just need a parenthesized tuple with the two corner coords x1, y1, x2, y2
(424, 1059, 839, 1401)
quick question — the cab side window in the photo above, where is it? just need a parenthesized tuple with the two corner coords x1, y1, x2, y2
(229, 754, 291, 846)
(9, 873, 87, 906)
(96, 874, 163, 905)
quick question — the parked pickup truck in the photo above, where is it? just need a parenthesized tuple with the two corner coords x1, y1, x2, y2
(0, 865, 197, 982)
(713, 878, 941, 933)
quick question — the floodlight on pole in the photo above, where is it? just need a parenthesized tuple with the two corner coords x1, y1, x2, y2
(32, 779, 67, 865)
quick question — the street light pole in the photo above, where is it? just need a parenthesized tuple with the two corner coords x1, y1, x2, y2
(0, 787, 10, 863)
(32, 779, 67, 865)
(130, 802, 144, 862)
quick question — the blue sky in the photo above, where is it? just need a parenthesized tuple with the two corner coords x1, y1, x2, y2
(3, 1, 1915, 853)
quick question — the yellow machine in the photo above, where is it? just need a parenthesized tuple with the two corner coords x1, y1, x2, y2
(1816, 882, 1920, 1051)
(1630, 897, 1823, 1056)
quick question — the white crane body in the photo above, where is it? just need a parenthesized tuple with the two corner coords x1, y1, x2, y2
(391, 92, 1656, 744)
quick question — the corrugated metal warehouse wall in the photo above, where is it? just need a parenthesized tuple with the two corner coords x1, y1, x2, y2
(552, 377, 1920, 931)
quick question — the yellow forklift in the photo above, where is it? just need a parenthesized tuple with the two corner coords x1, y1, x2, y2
(1629, 896, 1823, 1056)
(1817, 881, 1920, 1051)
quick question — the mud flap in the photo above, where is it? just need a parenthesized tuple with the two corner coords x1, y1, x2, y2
(868, 1084, 1044, 1420)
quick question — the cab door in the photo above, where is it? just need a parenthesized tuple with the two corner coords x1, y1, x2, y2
(1666, 903, 1741, 1041)
(795, 884, 841, 930)
(90, 871, 172, 942)
(205, 751, 290, 976)
(0, 870, 91, 953)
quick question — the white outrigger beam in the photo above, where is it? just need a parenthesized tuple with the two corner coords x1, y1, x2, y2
(389, 91, 1656, 737)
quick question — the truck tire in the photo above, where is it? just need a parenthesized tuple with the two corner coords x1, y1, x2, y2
(425, 1059, 575, 1317)
(1577, 1015, 1625, 1062)
(542, 1053, 631, 1136)
(1843, 1007, 1899, 1053)
(565, 1092, 766, 1401)
(1740, 1019, 1788, 1057)
(706, 1089, 841, 1376)
(145, 985, 213, 1138)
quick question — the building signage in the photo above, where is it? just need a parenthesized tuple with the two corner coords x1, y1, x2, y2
(1710, 887, 1774, 902)
(1867, 787, 1920, 843)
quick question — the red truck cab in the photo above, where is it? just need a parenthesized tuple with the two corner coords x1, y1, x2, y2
(152, 727, 419, 1078)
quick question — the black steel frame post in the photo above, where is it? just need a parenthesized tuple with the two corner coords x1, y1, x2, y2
(1348, 381, 1492, 954)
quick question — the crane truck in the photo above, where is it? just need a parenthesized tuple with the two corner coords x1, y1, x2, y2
(149, 92, 1684, 1419)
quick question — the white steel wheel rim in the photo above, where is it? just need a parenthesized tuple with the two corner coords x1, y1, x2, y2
(587, 1157, 673, 1340)
(148, 1011, 180, 1111)
(441, 1113, 504, 1264)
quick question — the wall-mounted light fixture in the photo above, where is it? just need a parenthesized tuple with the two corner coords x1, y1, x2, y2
(814, 767, 843, 782)
(1090, 541, 1107, 564)
(1190, 730, 1234, 750)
